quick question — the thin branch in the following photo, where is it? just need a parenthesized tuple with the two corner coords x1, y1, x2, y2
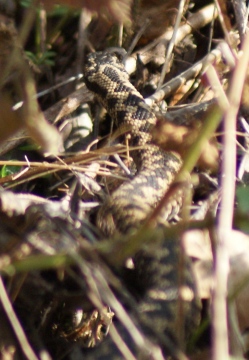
(213, 30, 249, 360)
(0, 276, 39, 360)
(157, 0, 186, 90)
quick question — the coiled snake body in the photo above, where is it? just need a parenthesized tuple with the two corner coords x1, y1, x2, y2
(83, 49, 198, 359)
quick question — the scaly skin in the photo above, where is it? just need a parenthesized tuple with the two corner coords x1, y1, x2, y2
(84, 49, 182, 235)
(83, 49, 199, 359)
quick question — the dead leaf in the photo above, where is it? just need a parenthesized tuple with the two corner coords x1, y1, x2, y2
(41, 0, 132, 23)
(184, 228, 249, 340)
(183, 229, 213, 299)
(152, 117, 219, 172)
(0, 95, 23, 141)
(23, 104, 64, 156)
(135, 0, 182, 45)
(0, 191, 49, 216)
(0, 18, 63, 155)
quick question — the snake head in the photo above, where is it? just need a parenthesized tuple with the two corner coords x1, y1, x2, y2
(84, 48, 128, 86)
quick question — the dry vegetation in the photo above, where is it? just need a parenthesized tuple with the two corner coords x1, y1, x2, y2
(1, 0, 249, 359)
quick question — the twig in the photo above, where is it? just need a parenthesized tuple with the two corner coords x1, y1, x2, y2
(0, 84, 93, 156)
(125, 4, 218, 75)
(0, 276, 39, 360)
(146, 45, 223, 106)
(157, 0, 186, 90)
(213, 31, 249, 360)
(214, 0, 234, 51)
(139, 4, 218, 55)
(0, 145, 129, 187)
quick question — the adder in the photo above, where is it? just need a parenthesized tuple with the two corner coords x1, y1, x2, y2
(81, 48, 199, 359)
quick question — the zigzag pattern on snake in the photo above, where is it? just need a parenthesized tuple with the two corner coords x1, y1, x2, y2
(83, 49, 199, 359)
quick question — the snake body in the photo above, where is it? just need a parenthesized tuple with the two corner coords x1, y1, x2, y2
(83, 49, 198, 358)
(84, 49, 182, 235)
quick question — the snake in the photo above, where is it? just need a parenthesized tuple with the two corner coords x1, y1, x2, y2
(84, 49, 182, 235)
(81, 48, 199, 359)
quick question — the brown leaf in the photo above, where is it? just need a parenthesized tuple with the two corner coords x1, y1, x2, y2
(41, 0, 132, 23)
(183, 229, 213, 299)
(25, 109, 64, 155)
(0, 95, 23, 141)
(152, 117, 219, 172)
(184, 228, 249, 340)
(18, 66, 64, 155)
(0, 17, 63, 155)
(135, 0, 183, 45)
(0, 88, 63, 156)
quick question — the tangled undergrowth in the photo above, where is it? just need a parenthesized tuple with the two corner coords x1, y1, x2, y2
(1, 1, 249, 360)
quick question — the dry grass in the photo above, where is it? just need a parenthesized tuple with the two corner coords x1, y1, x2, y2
(1, 1, 249, 359)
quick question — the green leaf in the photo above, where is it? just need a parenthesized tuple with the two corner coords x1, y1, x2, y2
(49, 5, 72, 16)
(0, 164, 20, 178)
(20, 0, 33, 8)
(25, 50, 56, 66)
